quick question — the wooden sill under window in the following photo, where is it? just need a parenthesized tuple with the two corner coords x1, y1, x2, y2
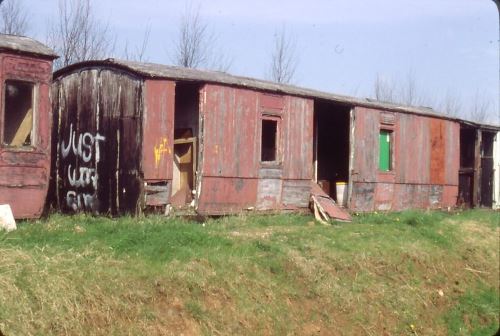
(378, 170, 395, 183)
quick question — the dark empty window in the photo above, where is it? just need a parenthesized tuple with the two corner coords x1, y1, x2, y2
(3, 80, 34, 146)
(261, 118, 278, 162)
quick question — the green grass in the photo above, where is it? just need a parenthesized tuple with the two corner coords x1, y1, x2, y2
(0, 209, 498, 335)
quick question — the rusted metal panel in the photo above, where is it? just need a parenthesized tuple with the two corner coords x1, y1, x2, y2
(54, 69, 143, 215)
(282, 96, 314, 180)
(196, 177, 258, 214)
(201, 84, 259, 178)
(0, 49, 54, 219)
(142, 79, 175, 181)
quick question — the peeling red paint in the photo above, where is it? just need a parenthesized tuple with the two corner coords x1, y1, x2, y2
(0, 51, 55, 218)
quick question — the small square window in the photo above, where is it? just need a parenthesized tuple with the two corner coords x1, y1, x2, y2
(261, 118, 279, 162)
(3, 80, 34, 147)
(379, 130, 392, 171)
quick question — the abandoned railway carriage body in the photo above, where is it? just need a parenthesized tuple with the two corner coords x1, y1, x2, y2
(51, 59, 484, 216)
(0, 35, 57, 218)
(52, 60, 313, 215)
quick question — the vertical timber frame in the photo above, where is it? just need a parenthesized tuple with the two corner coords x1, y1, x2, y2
(473, 129, 481, 207)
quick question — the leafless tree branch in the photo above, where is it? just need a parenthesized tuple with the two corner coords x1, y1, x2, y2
(268, 27, 298, 84)
(0, 0, 29, 36)
(374, 73, 396, 103)
(171, 3, 231, 71)
(469, 90, 491, 123)
(47, 0, 115, 69)
(374, 70, 433, 107)
(438, 90, 463, 117)
(123, 23, 151, 62)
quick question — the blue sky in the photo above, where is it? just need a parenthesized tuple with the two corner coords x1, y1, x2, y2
(26, 0, 499, 123)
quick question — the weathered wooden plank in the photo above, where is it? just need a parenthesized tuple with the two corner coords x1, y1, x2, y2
(282, 180, 310, 208)
(258, 167, 283, 179)
(197, 177, 258, 214)
(55, 69, 143, 215)
(430, 119, 446, 185)
(0, 187, 46, 218)
(145, 183, 171, 206)
(349, 182, 375, 211)
(201, 84, 259, 178)
(256, 178, 282, 210)
(0, 48, 54, 219)
(351, 107, 379, 183)
(143, 79, 175, 181)
(0, 167, 47, 187)
(445, 121, 460, 186)
(374, 183, 394, 211)
(282, 96, 314, 180)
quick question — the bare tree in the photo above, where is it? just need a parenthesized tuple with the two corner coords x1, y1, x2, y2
(123, 24, 151, 62)
(468, 90, 492, 123)
(438, 90, 463, 117)
(47, 0, 115, 69)
(374, 73, 396, 103)
(268, 27, 298, 84)
(172, 4, 231, 71)
(0, 0, 29, 35)
(373, 70, 432, 107)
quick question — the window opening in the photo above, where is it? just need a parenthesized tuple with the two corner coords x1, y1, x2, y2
(379, 130, 392, 171)
(261, 118, 278, 162)
(3, 80, 34, 146)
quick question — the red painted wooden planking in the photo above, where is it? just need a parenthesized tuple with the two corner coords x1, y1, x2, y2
(0, 52, 54, 219)
(142, 79, 175, 181)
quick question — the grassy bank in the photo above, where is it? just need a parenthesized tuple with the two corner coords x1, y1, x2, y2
(0, 210, 498, 335)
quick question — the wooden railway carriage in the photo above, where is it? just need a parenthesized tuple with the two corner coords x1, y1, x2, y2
(52, 59, 498, 216)
(0, 34, 57, 218)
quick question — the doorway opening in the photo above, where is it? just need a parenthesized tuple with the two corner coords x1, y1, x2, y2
(480, 131, 495, 207)
(172, 82, 200, 207)
(458, 127, 476, 207)
(313, 100, 351, 205)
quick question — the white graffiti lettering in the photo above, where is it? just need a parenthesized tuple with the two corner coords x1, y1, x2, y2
(61, 123, 106, 212)
(67, 165, 97, 189)
(61, 123, 105, 162)
(66, 191, 97, 212)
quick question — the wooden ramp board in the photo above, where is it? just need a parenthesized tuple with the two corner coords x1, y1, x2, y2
(311, 182, 352, 222)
